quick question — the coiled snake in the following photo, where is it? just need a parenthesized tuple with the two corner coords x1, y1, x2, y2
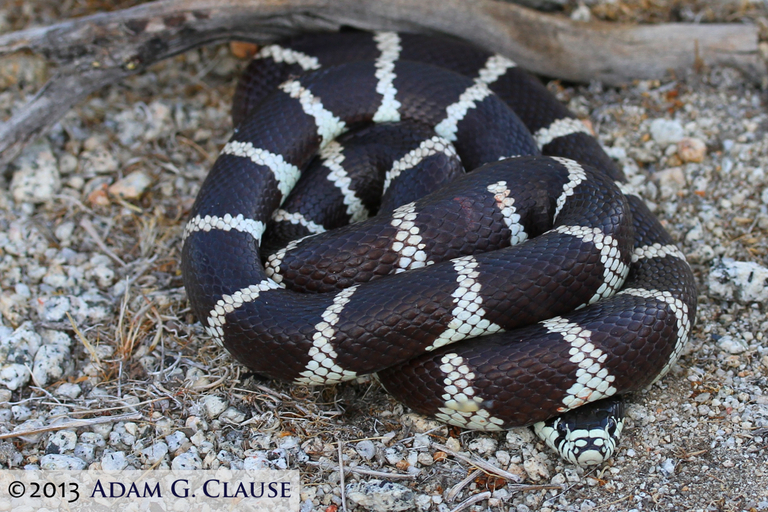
(181, 31, 697, 466)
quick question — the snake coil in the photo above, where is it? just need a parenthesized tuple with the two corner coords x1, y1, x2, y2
(182, 31, 697, 465)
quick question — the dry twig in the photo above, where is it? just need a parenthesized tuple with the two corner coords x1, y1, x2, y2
(432, 441, 524, 484)
(0, 0, 762, 167)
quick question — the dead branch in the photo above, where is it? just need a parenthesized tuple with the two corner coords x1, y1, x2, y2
(0, 0, 763, 168)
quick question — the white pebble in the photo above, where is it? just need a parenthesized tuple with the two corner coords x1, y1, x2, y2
(74, 443, 96, 463)
(40, 454, 87, 470)
(37, 296, 71, 322)
(708, 258, 768, 303)
(11, 405, 32, 421)
(356, 440, 376, 460)
(14, 419, 46, 443)
(219, 406, 246, 423)
(413, 434, 431, 450)
(166, 431, 189, 452)
(140, 442, 169, 464)
(384, 445, 404, 465)
(32, 343, 71, 387)
(660, 458, 676, 476)
(717, 335, 749, 354)
(345, 480, 415, 512)
(0, 364, 30, 391)
(171, 451, 203, 470)
(101, 451, 128, 470)
(108, 171, 152, 200)
(468, 437, 497, 455)
(79, 432, 106, 447)
(523, 457, 551, 482)
(54, 222, 76, 244)
(278, 436, 299, 450)
(201, 395, 229, 418)
(653, 167, 686, 199)
(650, 118, 685, 146)
(10, 141, 61, 204)
(400, 413, 445, 433)
(46, 430, 77, 453)
(80, 148, 119, 174)
(677, 137, 707, 163)
(56, 383, 82, 399)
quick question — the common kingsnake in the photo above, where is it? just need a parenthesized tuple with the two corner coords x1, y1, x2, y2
(181, 31, 697, 466)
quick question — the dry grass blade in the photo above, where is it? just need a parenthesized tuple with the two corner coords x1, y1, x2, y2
(448, 491, 492, 512)
(66, 312, 102, 368)
(431, 442, 524, 484)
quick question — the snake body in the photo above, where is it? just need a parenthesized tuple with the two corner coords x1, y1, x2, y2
(181, 31, 697, 465)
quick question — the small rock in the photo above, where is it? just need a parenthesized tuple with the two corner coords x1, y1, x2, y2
(10, 141, 61, 204)
(400, 413, 445, 433)
(523, 457, 551, 482)
(109, 422, 137, 447)
(243, 453, 270, 470)
(32, 343, 71, 387)
(40, 454, 87, 470)
(384, 445, 405, 465)
(570, 3, 591, 21)
(346, 480, 415, 512)
(219, 406, 246, 423)
(92, 423, 113, 440)
(468, 437, 497, 455)
(190, 430, 206, 447)
(87, 182, 111, 206)
(717, 335, 749, 355)
(140, 442, 169, 464)
(0, 441, 23, 467)
(650, 118, 685, 146)
(108, 171, 152, 200)
(417, 452, 433, 466)
(708, 258, 768, 303)
(74, 443, 96, 463)
(653, 167, 686, 199)
(201, 395, 228, 419)
(79, 432, 106, 448)
(113, 101, 173, 145)
(356, 440, 376, 460)
(36, 296, 71, 323)
(166, 431, 189, 452)
(660, 458, 676, 476)
(46, 430, 77, 454)
(11, 405, 32, 421)
(0, 364, 30, 391)
(604, 146, 627, 160)
(413, 434, 431, 450)
(506, 427, 536, 447)
(80, 148, 119, 175)
(59, 153, 78, 175)
(1, 322, 42, 362)
(54, 221, 76, 245)
(56, 383, 82, 399)
(171, 451, 203, 470)
(677, 137, 707, 163)
(101, 451, 128, 470)
(230, 41, 259, 59)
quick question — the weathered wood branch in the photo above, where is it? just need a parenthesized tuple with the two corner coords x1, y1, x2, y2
(0, 0, 763, 168)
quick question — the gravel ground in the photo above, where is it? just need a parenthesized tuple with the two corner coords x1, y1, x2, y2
(1, 1, 768, 511)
